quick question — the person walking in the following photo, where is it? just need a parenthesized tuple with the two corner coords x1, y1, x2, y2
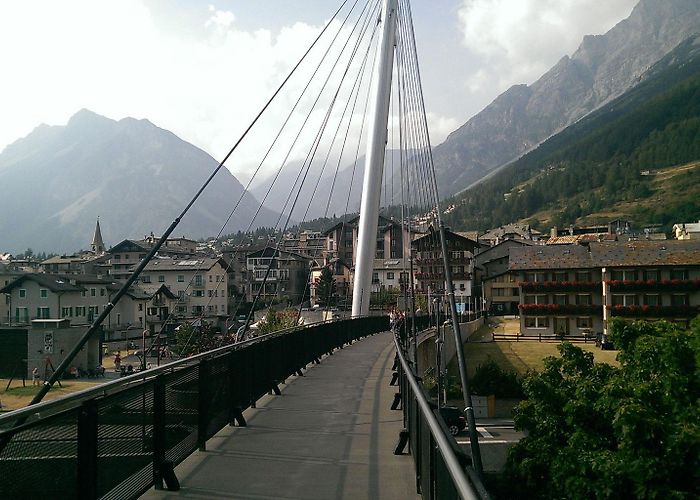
(32, 367, 40, 386)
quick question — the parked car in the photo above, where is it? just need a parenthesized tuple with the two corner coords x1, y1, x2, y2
(437, 406, 467, 436)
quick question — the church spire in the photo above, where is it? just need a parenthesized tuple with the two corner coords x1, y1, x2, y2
(91, 217, 105, 255)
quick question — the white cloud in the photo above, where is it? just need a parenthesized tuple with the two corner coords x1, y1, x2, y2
(0, 0, 353, 183)
(457, 0, 638, 91)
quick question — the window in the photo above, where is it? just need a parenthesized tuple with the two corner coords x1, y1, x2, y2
(192, 305, 204, 314)
(114, 254, 121, 260)
(611, 269, 637, 281)
(671, 294, 689, 306)
(19, 289, 26, 298)
(194, 275, 203, 286)
(670, 269, 688, 280)
(177, 275, 185, 282)
(612, 294, 637, 306)
(525, 317, 549, 328)
(208, 290, 213, 297)
(554, 294, 568, 305)
(644, 294, 660, 306)
(493, 288, 506, 297)
(178, 290, 185, 300)
(177, 305, 187, 314)
(576, 317, 592, 329)
(524, 294, 547, 304)
(372, 272, 379, 282)
(81, 290, 87, 297)
(141, 275, 151, 283)
(37, 307, 50, 319)
(61, 307, 73, 318)
(644, 269, 660, 281)
(158, 275, 165, 283)
(553, 272, 568, 282)
(576, 294, 592, 305)
(194, 290, 205, 297)
(40, 289, 48, 298)
(512, 288, 519, 296)
(90, 288, 96, 297)
(576, 271, 591, 282)
(100, 288, 105, 296)
(208, 305, 214, 312)
(525, 272, 546, 283)
(75, 306, 86, 316)
(138, 303, 143, 311)
(147, 307, 158, 316)
(387, 272, 395, 280)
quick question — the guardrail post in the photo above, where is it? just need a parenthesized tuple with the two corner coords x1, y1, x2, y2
(77, 399, 98, 500)
(153, 375, 166, 490)
(198, 359, 210, 451)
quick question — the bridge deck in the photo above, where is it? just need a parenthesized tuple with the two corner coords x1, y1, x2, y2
(142, 331, 419, 499)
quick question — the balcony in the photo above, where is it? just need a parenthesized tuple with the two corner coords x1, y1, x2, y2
(520, 281, 601, 292)
(607, 304, 699, 318)
(606, 279, 700, 292)
(519, 304, 601, 316)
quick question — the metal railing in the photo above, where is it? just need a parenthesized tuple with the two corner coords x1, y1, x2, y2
(0, 316, 389, 499)
(393, 335, 490, 500)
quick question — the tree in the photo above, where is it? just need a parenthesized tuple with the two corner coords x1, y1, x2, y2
(316, 267, 337, 306)
(174, 323, 197, 356)
(504, 317, 700, 499)
(256, 308, 299, 335)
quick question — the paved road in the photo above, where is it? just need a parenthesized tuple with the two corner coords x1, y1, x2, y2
(456, 420, 525, 472)
(142, 331, 420, 500)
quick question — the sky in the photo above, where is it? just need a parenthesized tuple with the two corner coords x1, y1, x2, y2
(0, 0, 638, 183)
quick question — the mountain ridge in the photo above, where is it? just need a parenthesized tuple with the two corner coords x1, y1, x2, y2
(0, 110, 279, 254)
(433, 0, 700, 197)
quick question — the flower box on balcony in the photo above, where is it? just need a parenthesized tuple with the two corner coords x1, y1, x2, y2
(607, 304, 699, 317)
(519, 281, 601, 292)
(606, 279, 700, 291)
(518, 303, 601, 316)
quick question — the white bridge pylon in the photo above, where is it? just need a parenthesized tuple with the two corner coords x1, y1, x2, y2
(352, 0, 399, 317)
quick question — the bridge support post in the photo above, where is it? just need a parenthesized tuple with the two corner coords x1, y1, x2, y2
(198, 360, 210, 451)
(390, 391, 402, 410)
(394, 428, 409, 455)
(77, 399, 98, 500)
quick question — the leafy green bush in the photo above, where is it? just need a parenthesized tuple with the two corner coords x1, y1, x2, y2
(469, 359, 524, 398)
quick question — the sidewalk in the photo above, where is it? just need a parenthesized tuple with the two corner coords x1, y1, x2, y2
(142, 331, 419, 500)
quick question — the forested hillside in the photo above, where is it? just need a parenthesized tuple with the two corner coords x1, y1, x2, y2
(444, 36, 700, 232)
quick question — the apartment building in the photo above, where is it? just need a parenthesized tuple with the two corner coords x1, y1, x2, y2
(246, 248, 312, 305)
(510, 240, 700, 337)
(141, 257, 228, 322)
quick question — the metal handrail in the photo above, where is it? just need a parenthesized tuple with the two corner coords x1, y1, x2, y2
(393, 335, 488, 500)
(0, 316, 370, 425)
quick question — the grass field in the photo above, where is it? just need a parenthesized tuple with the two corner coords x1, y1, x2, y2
(459, 317, 620, 377)
(0, 378, 100, 412)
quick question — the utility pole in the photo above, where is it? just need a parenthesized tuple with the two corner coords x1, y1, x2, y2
(352, 0, 398, 317)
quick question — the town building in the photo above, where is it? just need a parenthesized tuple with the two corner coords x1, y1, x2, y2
(510, 240, 700, 338)
(0, 273, 155, 337)
(141, 257, 229, 324)
(412, 229, 481, 312)
(673, 221, 700, 240)
(479, 224, 541, 246)
(246, 247, 313, 306)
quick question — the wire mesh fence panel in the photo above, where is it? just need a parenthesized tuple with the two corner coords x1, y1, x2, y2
(164, 367, 199, 465)
(97, 383, 155, 499)
(0, 409, 80, 498)
(204, 354, 232, 439)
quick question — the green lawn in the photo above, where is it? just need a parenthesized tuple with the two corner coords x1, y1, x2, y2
(460, 340, 619, 378)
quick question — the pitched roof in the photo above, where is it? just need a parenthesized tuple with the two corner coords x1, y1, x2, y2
(0, 274, 85, 293)
(589, 240, 700, 267)
(143, 257, 225, 272)
(509, 244, 594, 271)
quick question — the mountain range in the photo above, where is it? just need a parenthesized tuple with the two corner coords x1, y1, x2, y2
(0, 110, 279, 254)
(444, 33, 700, 232)
(432, 0, 700, 197)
